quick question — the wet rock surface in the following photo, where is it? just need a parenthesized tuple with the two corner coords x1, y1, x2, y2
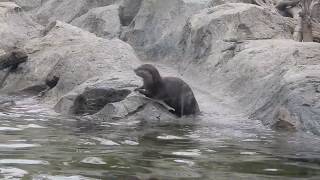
(1, 0, 320, 179)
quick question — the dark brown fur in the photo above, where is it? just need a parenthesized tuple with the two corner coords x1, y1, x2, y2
(134, 64, 200, 117)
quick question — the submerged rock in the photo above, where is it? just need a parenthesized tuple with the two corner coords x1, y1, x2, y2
(271, 107, 297, 132)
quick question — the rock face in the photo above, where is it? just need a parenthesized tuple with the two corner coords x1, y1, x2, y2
(33, 0, 116, 25)
(0, 21, 140, 105)
(171, 3, 320, 134)
(183, 39, 320, 134)
(0, 2, 42, 50)
(71, 5, 121, 39)
(179, 3, 293, 66)
(118, 0, 142, 26)
(121, 0, 209, 61)
(12, 0, 48, 11)
(241, 40, 320, 134)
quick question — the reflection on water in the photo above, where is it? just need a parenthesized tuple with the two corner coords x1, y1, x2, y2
(0, 96, 320, 180)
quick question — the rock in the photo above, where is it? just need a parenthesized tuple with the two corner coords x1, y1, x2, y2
(178, 3, 294, 66)
(0, 49, 28, 70)
(71, 5, 121, 39)
(0, 49, 28, 88)
(118, 0, 142, 26)
(0, 21, 140, 106)
(33, 0, 116, 25)
(92, 94, 177, 122)
(12, 0, 48, 11)
(184, 39, 320, 134)
(311, 3, 320, 23)
(54, 73, 138, 115)
(0, 2, 42, 50)
(236, 40, 320, 134)
(121, 0, 209, 61)
(271, 107, 297, 132)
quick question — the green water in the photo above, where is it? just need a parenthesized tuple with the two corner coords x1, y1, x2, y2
(0, 96, 319, 180)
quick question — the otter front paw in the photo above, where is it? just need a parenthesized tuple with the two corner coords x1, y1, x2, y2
(135, 88, 151, 97)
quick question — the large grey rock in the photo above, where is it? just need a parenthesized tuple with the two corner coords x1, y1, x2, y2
(178, 3, 294, 66)
(12, 0, 48, 11)
(71, 5, 121, 39)
(0, 21, 140, 105)
(54, 72, 139, 115)
(0, 2, 42, 50)
(92, 94, 177, 122)
(33, 0, 116, 25)
(121, 0, 209, 61)
(118, 0, 142, 26)
(184, 39, 320, 134)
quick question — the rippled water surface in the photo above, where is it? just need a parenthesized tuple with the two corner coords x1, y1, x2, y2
(0, 96, 320, 180)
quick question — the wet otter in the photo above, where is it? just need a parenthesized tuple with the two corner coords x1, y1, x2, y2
(134, 64, 200, 117)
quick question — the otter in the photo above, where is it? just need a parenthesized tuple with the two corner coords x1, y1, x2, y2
(134, 64, 200, 117)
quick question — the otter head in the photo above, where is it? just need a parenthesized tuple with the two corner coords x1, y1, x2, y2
(134, 64, 163, 91)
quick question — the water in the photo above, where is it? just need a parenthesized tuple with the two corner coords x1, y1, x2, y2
(0, 96, 320, 180)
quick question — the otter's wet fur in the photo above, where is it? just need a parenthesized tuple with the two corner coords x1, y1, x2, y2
(134, 64, 200, 117)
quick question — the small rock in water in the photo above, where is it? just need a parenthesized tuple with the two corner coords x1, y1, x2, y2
(81, 157, 106, 165)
